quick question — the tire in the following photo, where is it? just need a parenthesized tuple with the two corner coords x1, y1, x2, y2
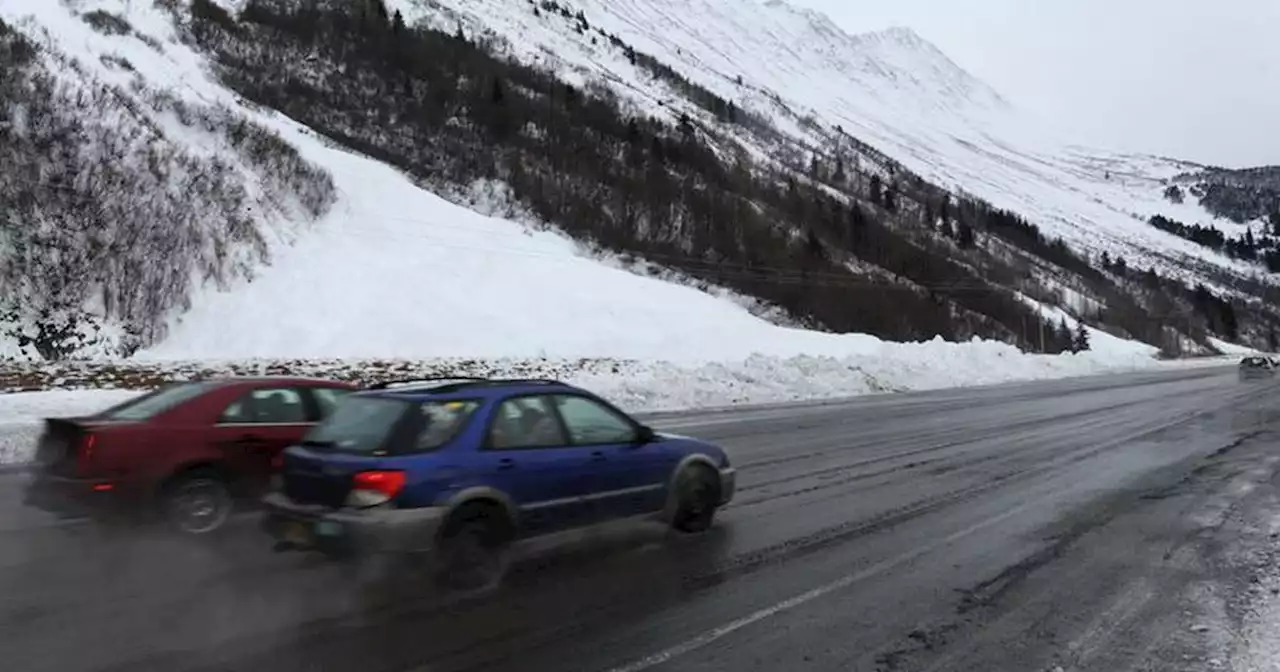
(160, 468, 234, 535)
(670, 465, 720, 534)
(433, 502, 513, 592)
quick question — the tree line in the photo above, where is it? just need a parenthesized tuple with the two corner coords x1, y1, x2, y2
(1148, 214, 1280, 272)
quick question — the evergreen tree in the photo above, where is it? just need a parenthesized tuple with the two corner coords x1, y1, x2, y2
(868, 173, 883, 207)
(956, 220, 976, 249)
(1072, 322, 1091, 353)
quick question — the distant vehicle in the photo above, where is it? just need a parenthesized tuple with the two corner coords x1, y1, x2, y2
(24, 377, 358, 534)
(260, 377, 736, 589)
(1239, 356, 1275, 381)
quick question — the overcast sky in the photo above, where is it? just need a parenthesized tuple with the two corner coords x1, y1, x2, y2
(790, 0, 1280, 167)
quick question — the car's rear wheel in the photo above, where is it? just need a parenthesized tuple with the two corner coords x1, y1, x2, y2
(670, 465, 720, 533)
(434, 502, 513, 591)
(161, 469, 233, 535)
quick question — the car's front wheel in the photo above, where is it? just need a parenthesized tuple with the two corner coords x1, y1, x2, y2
(670, 465, 720, 533)
(160, 468, 234, 535)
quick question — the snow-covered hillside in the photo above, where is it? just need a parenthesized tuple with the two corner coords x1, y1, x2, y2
(0, 0, 1114, 364)
(398, 0, 1268, 289)
(0, 0, 1262, 378)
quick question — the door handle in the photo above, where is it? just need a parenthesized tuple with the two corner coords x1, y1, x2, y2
(590, 451, 606, 461)
(498, 458, 516, 470)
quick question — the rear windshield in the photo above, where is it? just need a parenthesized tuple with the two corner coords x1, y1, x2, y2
(303, 396, 481, 455)
(97, 381, 221, 421)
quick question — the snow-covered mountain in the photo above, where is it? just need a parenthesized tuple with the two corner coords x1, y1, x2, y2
(0, 0, 1273, 365)
(405, 0, 1264, 285)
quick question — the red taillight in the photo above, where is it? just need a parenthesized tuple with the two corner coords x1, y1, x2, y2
(76, 433, 97, 472)
(271, 453, 284, 470)
(352, 470, 406, 498)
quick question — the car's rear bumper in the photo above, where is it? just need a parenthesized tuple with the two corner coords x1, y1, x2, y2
(22, 471, 144, 519)
(260, 492, 446, 557)
(719, 468, 736, 505)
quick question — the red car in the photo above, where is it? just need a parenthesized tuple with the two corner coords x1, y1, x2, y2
(24, 376, 358, 534)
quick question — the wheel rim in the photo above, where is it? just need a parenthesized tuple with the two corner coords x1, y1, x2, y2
(678, 475, 715, 525)
(168, 479, 231, 534)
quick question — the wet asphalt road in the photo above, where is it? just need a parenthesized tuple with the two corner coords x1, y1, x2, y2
(2, 365, 1279, 672)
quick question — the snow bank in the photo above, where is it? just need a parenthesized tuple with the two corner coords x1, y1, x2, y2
(1207, 337, 1263, 357)
(0, 343, 1227, 465)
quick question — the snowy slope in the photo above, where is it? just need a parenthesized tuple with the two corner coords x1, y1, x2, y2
(397, 0, 1267, 289)
(0, 0, 806, 362)
(0, 0, 1227, 372)
(0, 0, 1060, 364)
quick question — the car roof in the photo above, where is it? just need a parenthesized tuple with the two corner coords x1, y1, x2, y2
(357, 378, 582, 401)
(178, 375, 354, 388)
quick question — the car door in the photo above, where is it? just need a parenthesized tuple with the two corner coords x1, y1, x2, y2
(550, 393, 674, 520)
(475, 395, 596, 536)
(209, 386, 314, 494)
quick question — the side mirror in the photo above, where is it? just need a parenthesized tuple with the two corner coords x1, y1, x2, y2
(635, 425, 657, 444)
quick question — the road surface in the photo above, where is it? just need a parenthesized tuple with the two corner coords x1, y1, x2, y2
(2, 365, 1279, 672)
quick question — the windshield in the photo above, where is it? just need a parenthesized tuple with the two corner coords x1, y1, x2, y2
(303, 396, 481, 454)
(97, 381, 221, 421)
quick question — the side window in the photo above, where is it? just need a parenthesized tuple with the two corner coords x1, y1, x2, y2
(219, 388, 307, 424)
(488, 396, 568, 450)
(553, 395, 637, 445)
(311, 387, 353, 419)
(414, 400, 482, 451)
